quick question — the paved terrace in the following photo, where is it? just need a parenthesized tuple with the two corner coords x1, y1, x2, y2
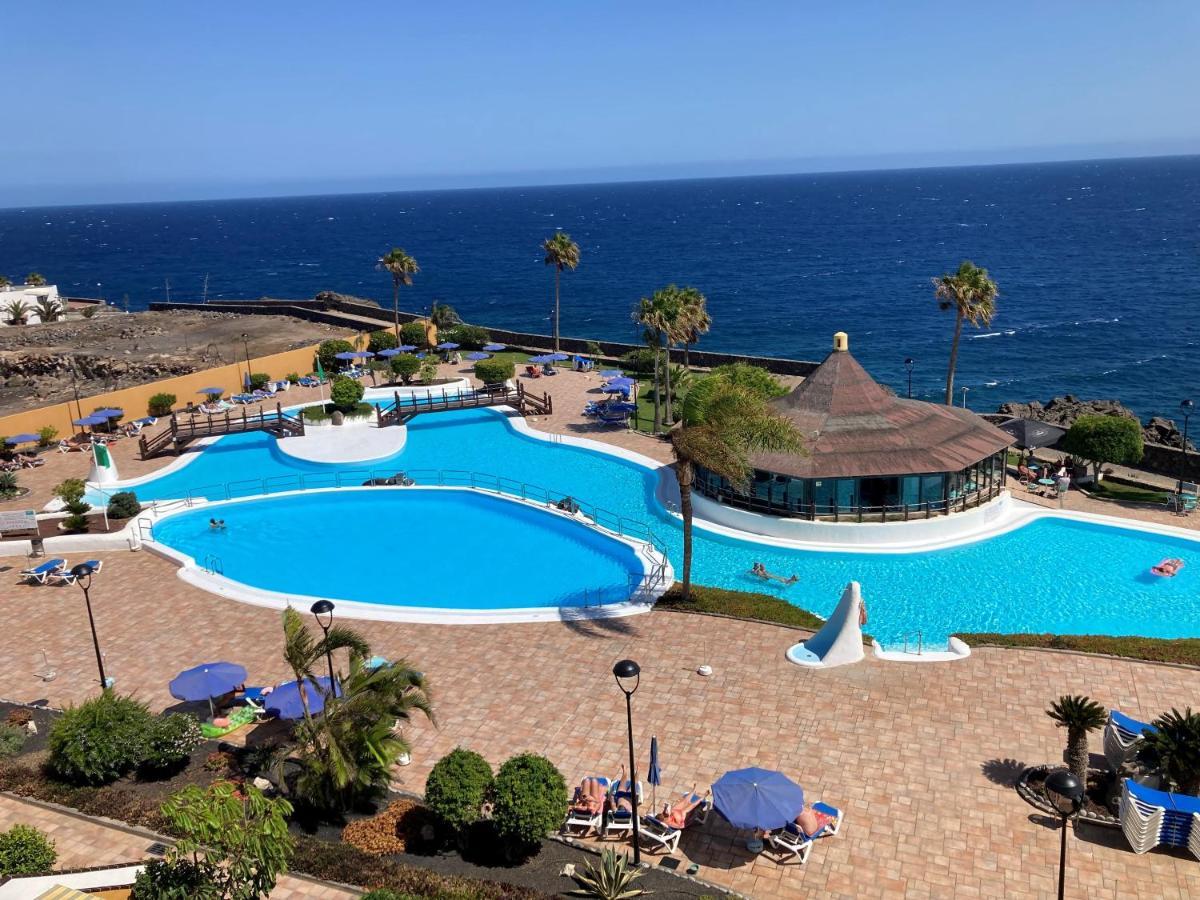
(2, 549, 1199, 899)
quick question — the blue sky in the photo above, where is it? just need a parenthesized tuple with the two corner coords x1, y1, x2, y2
(3, 1, 1198, 205)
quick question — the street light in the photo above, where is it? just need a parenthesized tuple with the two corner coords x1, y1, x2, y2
(613, 659, 642, 865)
(310, 599, 337, 688)
(1044, 769, 1085, 900)
(241, 333, 253, 389)
(69, 563, 108, 689)
(961, 386, 970, 409)
(1179, 400, 1194, 491)
(904, 358, 914, 399)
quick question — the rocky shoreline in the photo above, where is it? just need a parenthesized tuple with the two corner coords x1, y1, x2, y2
(997, 395, 1194, 451)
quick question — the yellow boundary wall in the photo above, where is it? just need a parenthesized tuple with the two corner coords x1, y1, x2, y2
(0, 341, 339, 441)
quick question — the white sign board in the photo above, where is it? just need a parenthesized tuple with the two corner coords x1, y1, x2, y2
(0, 509, 37, 535)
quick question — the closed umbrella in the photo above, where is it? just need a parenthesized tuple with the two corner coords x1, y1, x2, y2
(169, 661, 248, 719)
(265, 676, 341, 720)
(648, 736, 662, 810)
(712, 767, 805, 832)
(997, 417, 1066, 450)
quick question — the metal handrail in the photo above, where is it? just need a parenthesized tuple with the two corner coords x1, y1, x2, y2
(901, 631, 924, 655)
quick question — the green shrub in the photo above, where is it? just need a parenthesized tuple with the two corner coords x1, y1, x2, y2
(317, 339, 355, 373)
(442, 324, 491, 349)
(474, 359, 514, 386)
(0, 724, 25, 758)
(425, 749, 494, 837)
(53, 478, 87, 505)
(368, 329, 399, 352)
(390, 354, 422, 384)
(1062, 414, 1144, 479)
(620, 348, 658, 374)
(330, 376, 366, 411)
(36, 425, 58, 447)
(0, 824, 56, 876)
(709, 361, 788, 399)
(63, 509, 91, 533)
(491, 753, 566, 852)
(248, 372, 271, 391)
(0, 471, 18, 499)
(131, 857, 217, 899)
(141, 714, 203, 775)
(360, 890, 412, 900)
(955, 632, 1200, 666)
(286, 372, 300, 382)
(419, 357, 438, 385)
(107, 491, 141, 519)
(48, 692, 154, 785)
(400, 321, 428, 348)
(148, 392, 177, 416)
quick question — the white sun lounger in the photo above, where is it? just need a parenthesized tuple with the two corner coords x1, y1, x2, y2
(637, 792, 710, 855)
(768, 802, 843, 864)
(563, 775, 612, 836)
(601, 780, 643, 838)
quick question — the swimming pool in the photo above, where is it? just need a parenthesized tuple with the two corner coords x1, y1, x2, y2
(151, 488, 650, 613)
(114, 408, 1199, 644)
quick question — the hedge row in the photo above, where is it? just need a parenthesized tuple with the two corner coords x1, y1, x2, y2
(957, 633, 1200, 667)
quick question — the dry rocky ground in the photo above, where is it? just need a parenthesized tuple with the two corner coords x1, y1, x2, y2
(0, 310, 346, 416)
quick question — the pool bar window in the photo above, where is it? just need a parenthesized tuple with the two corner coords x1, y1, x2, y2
(694, 449, 1009, 522)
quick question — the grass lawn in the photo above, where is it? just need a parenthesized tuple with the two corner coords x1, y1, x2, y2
(1084, 479, 1169, 505)
(958, 632, 1200, 667)
(656, 583, 825, 630)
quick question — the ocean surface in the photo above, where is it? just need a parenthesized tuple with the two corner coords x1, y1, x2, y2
(2, 155, 1198, 417)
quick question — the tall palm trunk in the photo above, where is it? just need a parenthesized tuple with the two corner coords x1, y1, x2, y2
(676, 458, 695, 601)
(662, 344, 674, 426)
(944, 309, 965, 405)
(1066, 729, 1089, 783)
(392, 278, 401, 341)
(553, 266, 561, 351)
(684, 341, 691, 368)
(651, 334, 662, 433)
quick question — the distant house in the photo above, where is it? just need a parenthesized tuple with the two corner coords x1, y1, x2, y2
(0, 281, 63, 325)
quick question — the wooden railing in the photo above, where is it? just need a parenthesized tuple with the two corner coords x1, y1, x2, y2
(377, 383, 552, 427)
(139, 402, 304, 458)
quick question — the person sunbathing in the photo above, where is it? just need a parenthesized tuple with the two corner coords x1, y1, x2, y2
(655, 785, 711, 829)
(569, 777, 608, 816)
(791, 803, 837, 838)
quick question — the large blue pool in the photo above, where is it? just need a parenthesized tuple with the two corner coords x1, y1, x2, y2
(153, 489, 645, 610)
(121, 409, 1199, 644)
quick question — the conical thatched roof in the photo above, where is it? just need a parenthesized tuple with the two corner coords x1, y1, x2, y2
(752, 335, 1012, 479)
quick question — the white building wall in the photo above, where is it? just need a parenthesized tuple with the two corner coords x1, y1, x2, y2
(0, 283, 62, 324)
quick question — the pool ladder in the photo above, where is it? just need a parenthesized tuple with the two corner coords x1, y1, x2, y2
(901, 631, 924, 655)
(202, 554, 224, 575)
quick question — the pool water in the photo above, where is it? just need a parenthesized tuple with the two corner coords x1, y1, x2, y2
(152, 488, 645, 610)
(124, 409, 1199, 644)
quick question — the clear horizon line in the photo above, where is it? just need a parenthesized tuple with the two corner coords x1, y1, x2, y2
(3, 144, 1199, 212)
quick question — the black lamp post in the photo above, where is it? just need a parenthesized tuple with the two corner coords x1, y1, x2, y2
(613, 659, 642, 865)
(310, 600, 337, 688)
(70, 563, 107, 689)
(1044, 769, 1085, 900)
(1179, 400, 1194, 491)
(904, 358, 914, 399)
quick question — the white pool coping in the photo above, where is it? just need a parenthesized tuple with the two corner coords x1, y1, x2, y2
(274, 422, 408, 463)
(139, 484, 672, 624)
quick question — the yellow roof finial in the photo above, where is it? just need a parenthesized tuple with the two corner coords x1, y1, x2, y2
(833, 331, 849, 352)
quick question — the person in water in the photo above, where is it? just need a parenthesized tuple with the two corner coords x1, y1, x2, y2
(209, 518, 227, 530)
(751, 562, 798, 584)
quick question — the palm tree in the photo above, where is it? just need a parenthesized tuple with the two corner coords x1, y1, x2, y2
(933, 260, 998, 405)
(542, 232, 580, 351)
(673, 378, 805, 600)
(376, 248, 420, 343)
(0, 276, 10, 288)
(430, 302, 461, 331)
(676, 287, 711, 368)
(280, 607, 370, 724)
(5, 299, 32, 326)
(633, 295, 668, 433)
(1137, 708, 1200, 795)
(1046, 695, 1106, 783)
(25, 272, 47, 287)
(34, 297, 61, 323)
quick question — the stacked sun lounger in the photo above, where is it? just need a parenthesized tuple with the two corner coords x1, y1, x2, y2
(1120, 779, 1200, 857)
(1104, 710, 1157, 772)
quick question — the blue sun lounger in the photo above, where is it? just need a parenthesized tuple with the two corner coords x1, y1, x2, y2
(21, 558, 67, 585)
(50, 560, 104, 585)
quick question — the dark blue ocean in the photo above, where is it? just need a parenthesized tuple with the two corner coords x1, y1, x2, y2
(2, 156, 1198, 418)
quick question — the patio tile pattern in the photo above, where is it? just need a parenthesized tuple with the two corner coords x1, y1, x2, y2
(2, 550, 1199, 898)
(0, 794, 358, 898)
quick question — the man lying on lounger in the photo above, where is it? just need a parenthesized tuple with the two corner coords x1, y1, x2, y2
(751, 561, 799, 584)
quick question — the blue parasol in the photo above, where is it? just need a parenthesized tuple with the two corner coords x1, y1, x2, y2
(265, 676, 341, 720)
(397, 344, 418, 352)
(466, 351, 490, 360)
(198, 387, 224, 395)
(606, 376, 636, 388)
(334, 351, 358, 360)
(600, 370, 623, 378)
(482, 343, 506, 352)
(353, 351, 375, 358)
(74, 415, 108, 427)
(436, 342, 460, 350)
(94, 408, 124, 418)
(648, 736, 662, 809)
(376, 348, 401, 358)
(4, 433, 39, 445)
(547, 352, 570, 361)
(712, 767, 805, 832)
(528, 354, 553, 364)
(169, 661, 248, 718)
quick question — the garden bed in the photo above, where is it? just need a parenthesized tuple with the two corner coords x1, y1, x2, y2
(1016, 765, 1119, 826)
(657, 583, 825, 630)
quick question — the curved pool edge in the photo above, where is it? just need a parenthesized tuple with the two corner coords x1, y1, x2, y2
(141, 484, 673, 624)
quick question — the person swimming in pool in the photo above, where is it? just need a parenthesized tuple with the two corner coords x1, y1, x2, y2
(209, 518, 227, 531)
(750, 562, 798, 584)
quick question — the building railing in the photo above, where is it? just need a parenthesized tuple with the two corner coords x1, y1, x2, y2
(695, 475, 1005, 521)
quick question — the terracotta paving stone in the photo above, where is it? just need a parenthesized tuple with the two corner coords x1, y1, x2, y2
(2, 550, 1200, 898)
(0, 794, 358, 898)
